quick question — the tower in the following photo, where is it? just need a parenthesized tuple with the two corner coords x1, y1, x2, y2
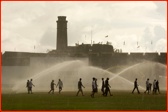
(56, 16, 68, 51)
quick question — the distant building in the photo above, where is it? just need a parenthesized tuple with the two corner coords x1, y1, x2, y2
(56, 16, 68, 51)
(50, 16, 114, 56)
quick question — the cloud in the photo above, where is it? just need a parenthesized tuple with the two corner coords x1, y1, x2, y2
(155, 38, 167, 52)
(1, 1, 167, 53)
(153, 1, 167, 19)
(143, 27, 153, 42)
(153, 26, 167, 40)
(40, 27, 56, 47)
(111, 20, 151, 29)
(142, 26, 167, 52)
(1, 35, 37, 53)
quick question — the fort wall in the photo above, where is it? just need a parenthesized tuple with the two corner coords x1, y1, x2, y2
(1, 51, 167, 69)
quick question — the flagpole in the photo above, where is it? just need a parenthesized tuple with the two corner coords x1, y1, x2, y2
(122, 43, 124, 50)
(91, 30, 92, 46)
(137, 41, 138, 52)
(151, 41, 153, 52)
(123, 41, 125, 52)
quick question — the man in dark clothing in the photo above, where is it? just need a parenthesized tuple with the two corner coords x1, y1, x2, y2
(95, 78, 98, 93)
(76, 78, 85, 96)
(149, 83, 152, 92)
(152, 80, 157, 95)
(132, 78, 140, 94)
(26, 80, 29, 94)
(103, 78, 113, 96)
(156, 80, 161, 94)
(48, 80, 56, 94)
(101, 78, 105, 95)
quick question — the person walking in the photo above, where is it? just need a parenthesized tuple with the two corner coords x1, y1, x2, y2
(132, 78, 140, 94)
(29, 79, 35, 94)
(26, 80, 29, 94)
(149, 83, 152, 92)
(91, 78, 96, 98)
(56, 79, 63, 94)
(144, 78, 150, 94)
(48, 80, 56, 94)
(153, 79, 157, 95)
(103, 78, 113, 96)
(156, 80, 161, 94)
(101, 78, 105, 95)
(95, 78, 98, 93)
(76, 78, 85, 96)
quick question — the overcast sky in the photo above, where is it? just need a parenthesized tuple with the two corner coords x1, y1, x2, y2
(1, 1, 167, 53)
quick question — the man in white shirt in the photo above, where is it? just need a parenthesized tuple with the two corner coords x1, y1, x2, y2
(91, 77, 96, 98)
(29, 79, 35, 94)
(144, 78, 149, 94)
(56, 79, 63, 94)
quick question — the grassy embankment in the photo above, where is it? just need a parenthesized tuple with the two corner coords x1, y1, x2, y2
(1, 91, 167, 111)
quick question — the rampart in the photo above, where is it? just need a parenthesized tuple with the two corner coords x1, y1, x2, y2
(1, 51, 167, 69)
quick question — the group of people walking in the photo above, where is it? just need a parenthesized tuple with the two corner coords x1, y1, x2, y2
(132, 78, 160, 94)
(48, 79, 63, 94)
(91, 77, 113, 98)
(26, 77, 113, 98)
(26, 79, 35, 94)
(76, 77, 113, 98)
(26, 79, 63, 94)
(144, 78, 160, 94)
(27, 77, 161, 96)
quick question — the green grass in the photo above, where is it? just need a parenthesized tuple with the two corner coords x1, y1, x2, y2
(1, 91, 167, 111)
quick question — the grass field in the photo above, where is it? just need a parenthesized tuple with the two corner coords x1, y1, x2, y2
(1, 91, 167, 111)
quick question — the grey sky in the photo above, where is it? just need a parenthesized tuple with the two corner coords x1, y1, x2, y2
(1, 1, 167, 53)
